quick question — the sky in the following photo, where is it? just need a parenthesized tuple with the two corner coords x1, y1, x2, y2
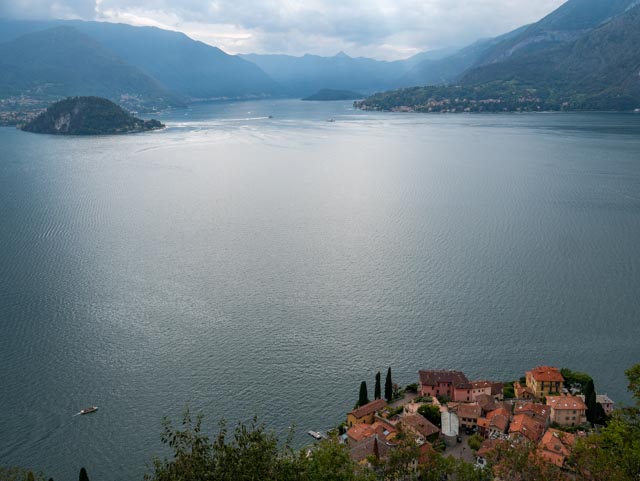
(0, 0, 567, 59)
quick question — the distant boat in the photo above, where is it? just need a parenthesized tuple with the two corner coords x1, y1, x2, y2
(308, 430, 323, 440)
(80, 406, 98, 415)
(268, 115, 273, 119)
(327, 118, 335, 122)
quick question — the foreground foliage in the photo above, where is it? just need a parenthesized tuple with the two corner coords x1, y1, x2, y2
(5, 365, 639, 481)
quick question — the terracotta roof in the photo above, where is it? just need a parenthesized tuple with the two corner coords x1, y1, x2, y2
(486, 408, 510, 432)
(401, 414, 440, 438)
(347, 424, 376, 443)
(456, 403, 481, 419)
(493, 401, 512, 413)
(527, 366, 564, 383)
(419, 370, 470, 388)
(349, 435, 394, 463)
(349, 399, 386, 419)
(476, 394, 497, 413)
(509, 413, 546, 443)
(538, 429, 575, 467)
(477, 439, 505, 458)
(514, 402, 550, 421)
(471, 380, 502, 394)
(371, 421, 397, 440)
(514, 381, 536, 399)
(547, 395, 587, 411)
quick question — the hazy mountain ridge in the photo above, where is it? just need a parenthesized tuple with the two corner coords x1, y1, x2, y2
(0, 19, 282, 108)
(471, 0, 639, 66)
(0, 26, 177, 110)
(357, 0, 640, 112)
(460, 3, 640, 109)
(395, 25, 530, 88)
(2, 0, 639, 112)
(239, 52, 410, 97)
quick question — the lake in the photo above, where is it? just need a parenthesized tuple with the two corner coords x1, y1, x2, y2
(1, 100, 639, 480)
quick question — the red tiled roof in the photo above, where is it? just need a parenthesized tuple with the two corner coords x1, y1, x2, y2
(349, 398, 386, 419)
(546, 395, 587, 411)
(371, 421, 397, 440)
(477, 439, 505, 458)
(509, 413, 546, 443)
(350, 435, 394, 463)
(527, 366, 564, 383)
(456, 403, 481, 419)
(419, 370, 470, 388)
(471, 380, 492, 389)
(539, 429, 575, 467)
(401, 414, 440, 438)
(347, 424, 376, 443)
(476, 394, 496, 412)
(514, 402, 550, 421)
(514, 381, 536, 398)
(486, 408, 510, 432)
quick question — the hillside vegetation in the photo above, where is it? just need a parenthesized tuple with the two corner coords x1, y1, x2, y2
(357, 3, 640, 112)
(21, 96, 164, 135)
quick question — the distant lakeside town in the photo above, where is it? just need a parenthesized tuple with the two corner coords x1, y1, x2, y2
(333, 365, 615, 471)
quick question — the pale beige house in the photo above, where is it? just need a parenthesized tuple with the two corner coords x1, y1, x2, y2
(547, 395, 587, 427)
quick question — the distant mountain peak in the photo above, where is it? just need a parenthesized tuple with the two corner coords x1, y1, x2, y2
(334, 51, 350, 59)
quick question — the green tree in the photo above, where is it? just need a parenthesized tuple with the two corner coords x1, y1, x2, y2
(572, 364, 640, 481)
(146, 410, 378, 481)
(419, 453, 456, 481)
(467, 433, 483, 451)
(417, 404, 442, 428)
(584, 379, 597, 423)
(385, 368, 393, 403)
(383, 435, 421, 481)
(358, 381, 370, 408)
(374, 372, 381, 400)
(584, 379, 607, 425)
(487, 441, 565, 481)
(0, 468, 46, 481)
(626, 364, 640, 403)
(305, 437, 374, 481)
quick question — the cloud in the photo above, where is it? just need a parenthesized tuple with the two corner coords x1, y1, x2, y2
(0, 0, 567, 59)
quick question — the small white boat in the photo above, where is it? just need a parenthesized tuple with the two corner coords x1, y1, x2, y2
(80, 406, 98, 415)
(308, 430, 323, 440)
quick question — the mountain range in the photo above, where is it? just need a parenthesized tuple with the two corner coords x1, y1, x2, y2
(357, 0, 640, 112)
(1, 0, 640, 112)
(0, 19, 282, 110)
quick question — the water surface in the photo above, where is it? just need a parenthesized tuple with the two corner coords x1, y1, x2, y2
(1, 100, 640, 480)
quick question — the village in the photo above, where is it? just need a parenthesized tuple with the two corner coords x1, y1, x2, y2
(334, 366, 615, 473)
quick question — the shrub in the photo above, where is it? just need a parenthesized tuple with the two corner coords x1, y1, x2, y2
(468, 433, 483, 451)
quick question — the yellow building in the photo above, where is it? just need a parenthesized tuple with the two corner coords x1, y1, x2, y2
(526, 366, 564, 398)
(346, 399, 386, 427)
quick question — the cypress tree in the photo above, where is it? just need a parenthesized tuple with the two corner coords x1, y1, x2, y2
(584, 379, 597, 424)
(385, 367, 393, 402)
(374, 371, 381, 400)
(79, 468, 89, 481)
(358, 381, 369, 407)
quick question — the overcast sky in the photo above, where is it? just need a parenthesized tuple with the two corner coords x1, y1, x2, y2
(1, 0, 567, 59)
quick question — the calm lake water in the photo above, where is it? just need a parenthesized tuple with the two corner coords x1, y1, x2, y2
(1, 100, 640, 480)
